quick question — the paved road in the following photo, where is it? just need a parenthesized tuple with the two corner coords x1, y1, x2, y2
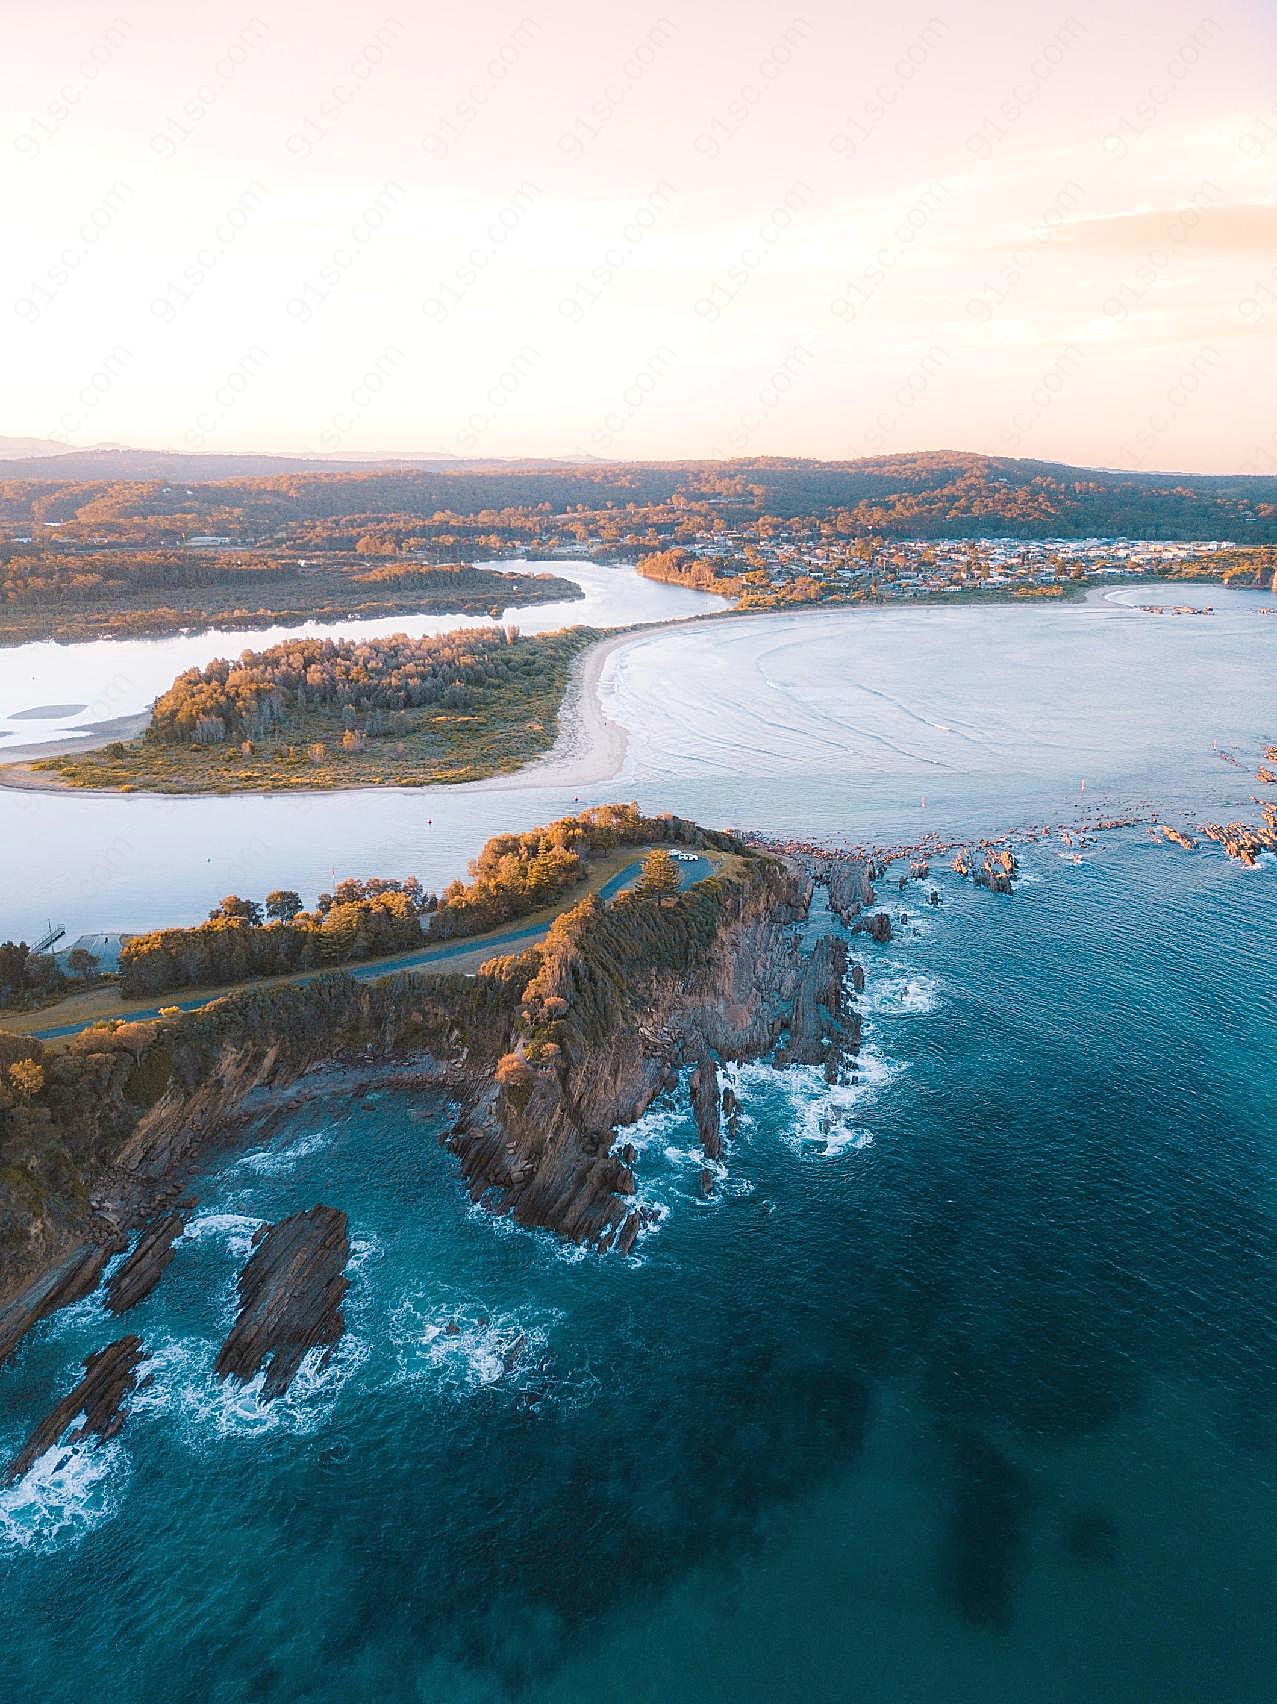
(30, 854, 711, 1042)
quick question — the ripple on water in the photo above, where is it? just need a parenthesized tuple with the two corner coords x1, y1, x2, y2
(218, 1124, 338, 1184)
(387, 1297, 563, 1400)
(862, 969, 943, 1018)
(728, 1051, 902, 1160)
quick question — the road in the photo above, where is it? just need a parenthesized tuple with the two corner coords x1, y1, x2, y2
(27, 854, 712, 1043)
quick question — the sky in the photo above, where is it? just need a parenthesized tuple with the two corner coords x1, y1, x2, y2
(5, 0, 1276, 472)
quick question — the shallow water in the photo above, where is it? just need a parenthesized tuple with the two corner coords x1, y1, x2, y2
(0, 582, 1269, 942)
(2, 832, 1274, 1702)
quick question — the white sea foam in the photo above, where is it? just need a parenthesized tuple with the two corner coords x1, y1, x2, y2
(180, 1212, 266, 1261)
(219, 1123, 337, 1182)
(862, 971, 942, 1017)
(388, 1298, 557, 1397)
(0, 1437, 130, 1554)
(729, 1051, 901, 1160)
(133, 1330, 370, 1442)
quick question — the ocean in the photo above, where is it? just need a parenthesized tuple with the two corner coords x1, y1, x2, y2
(2, 830, 1274, 1702)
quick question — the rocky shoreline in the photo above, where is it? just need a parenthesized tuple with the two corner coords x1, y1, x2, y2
(2, 791, 1272, 1480)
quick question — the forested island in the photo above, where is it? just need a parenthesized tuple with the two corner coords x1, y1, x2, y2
(37, 625, 597, 792)
(0, 551, 581, 645)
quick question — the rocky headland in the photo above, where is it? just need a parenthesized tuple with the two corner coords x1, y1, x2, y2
(0, 809, 877, 1415)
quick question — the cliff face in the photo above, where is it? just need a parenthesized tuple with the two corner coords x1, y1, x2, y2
(0, 971, 504, 1319)
(449, 850, 855, 1250)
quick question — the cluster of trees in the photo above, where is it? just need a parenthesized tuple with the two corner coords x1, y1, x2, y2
(0, 548, 294, 608)
(0, 941, 64, 1009)
(426, 803, 680, 939)
(119, 885, 431, 998)
(144, 627, 560, 747)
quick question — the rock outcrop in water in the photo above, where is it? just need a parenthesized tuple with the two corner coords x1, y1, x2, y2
(0, 1241, 123, 1367)
(690, 1055, 724, 1160)
(105, 1208, 188, 1314)
(215, 1206, 350, 1400)
(3, 1334, 147, 1484)
(1199, 806, 1277, 866)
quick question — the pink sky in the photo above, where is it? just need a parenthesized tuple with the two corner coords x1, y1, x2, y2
(6, 0, 1276, 470)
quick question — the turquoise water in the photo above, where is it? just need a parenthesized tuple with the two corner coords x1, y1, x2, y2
(3, 831, 1275, 1702)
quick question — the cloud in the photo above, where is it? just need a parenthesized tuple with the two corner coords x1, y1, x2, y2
(1048, 202, 1277, 255)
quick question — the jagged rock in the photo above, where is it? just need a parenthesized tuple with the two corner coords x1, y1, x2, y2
(690, 1055, 723, 1160)
(4, 1335, 147, 1485)
(215, 1206, 349, 1400)
(851, 962, 865, 994)
(105, 1209, 187, 1314)
(616, 1212, 642, 1256)
(699, 1168, 715, 1197)
(0, 1242, 123, 1368)
(952, 848, 972, 877)
(815, 856, 875, 925)
(853, 912, 893, 943)
(1157, 824, 1196, 850)
(776, 935, 852, 1067)
(1200, 810, 1277, 866)
(974, 847, 1017, 894)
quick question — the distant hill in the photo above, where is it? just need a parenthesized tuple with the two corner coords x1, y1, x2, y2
(0, 435, 79, 460)
(1, 450, 1275, 539)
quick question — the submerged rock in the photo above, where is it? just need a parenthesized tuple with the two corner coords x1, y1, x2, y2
(852, 912, 893, 944)
(215, 1205, 350, 1400)
(4, 1335, 147, 1485)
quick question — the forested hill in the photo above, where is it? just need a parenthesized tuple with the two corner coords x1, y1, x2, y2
(2, 451, 1276, 540)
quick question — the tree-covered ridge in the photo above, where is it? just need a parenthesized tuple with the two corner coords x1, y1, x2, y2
(0, 541, 581, 646)
(3, 452, 1277, 540)
(104, 805, 726, 999)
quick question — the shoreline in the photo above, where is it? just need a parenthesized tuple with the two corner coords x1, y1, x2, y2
(0, 583, 1214, 800)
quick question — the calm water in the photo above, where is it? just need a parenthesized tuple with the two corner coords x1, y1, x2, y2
(0, 580, 1270, 941)
(2, 832, 1275, 1702)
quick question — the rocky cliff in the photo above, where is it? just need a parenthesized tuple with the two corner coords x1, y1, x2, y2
(448, 848, 856, 1251)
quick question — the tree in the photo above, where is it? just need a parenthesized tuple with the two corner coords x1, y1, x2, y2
(66, 946, 100, 982)
(635, 849, 679, 898)
(210, 895, 263, 926)
(8, 1058, 44, 1099)
(264, 889, 303, 922)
